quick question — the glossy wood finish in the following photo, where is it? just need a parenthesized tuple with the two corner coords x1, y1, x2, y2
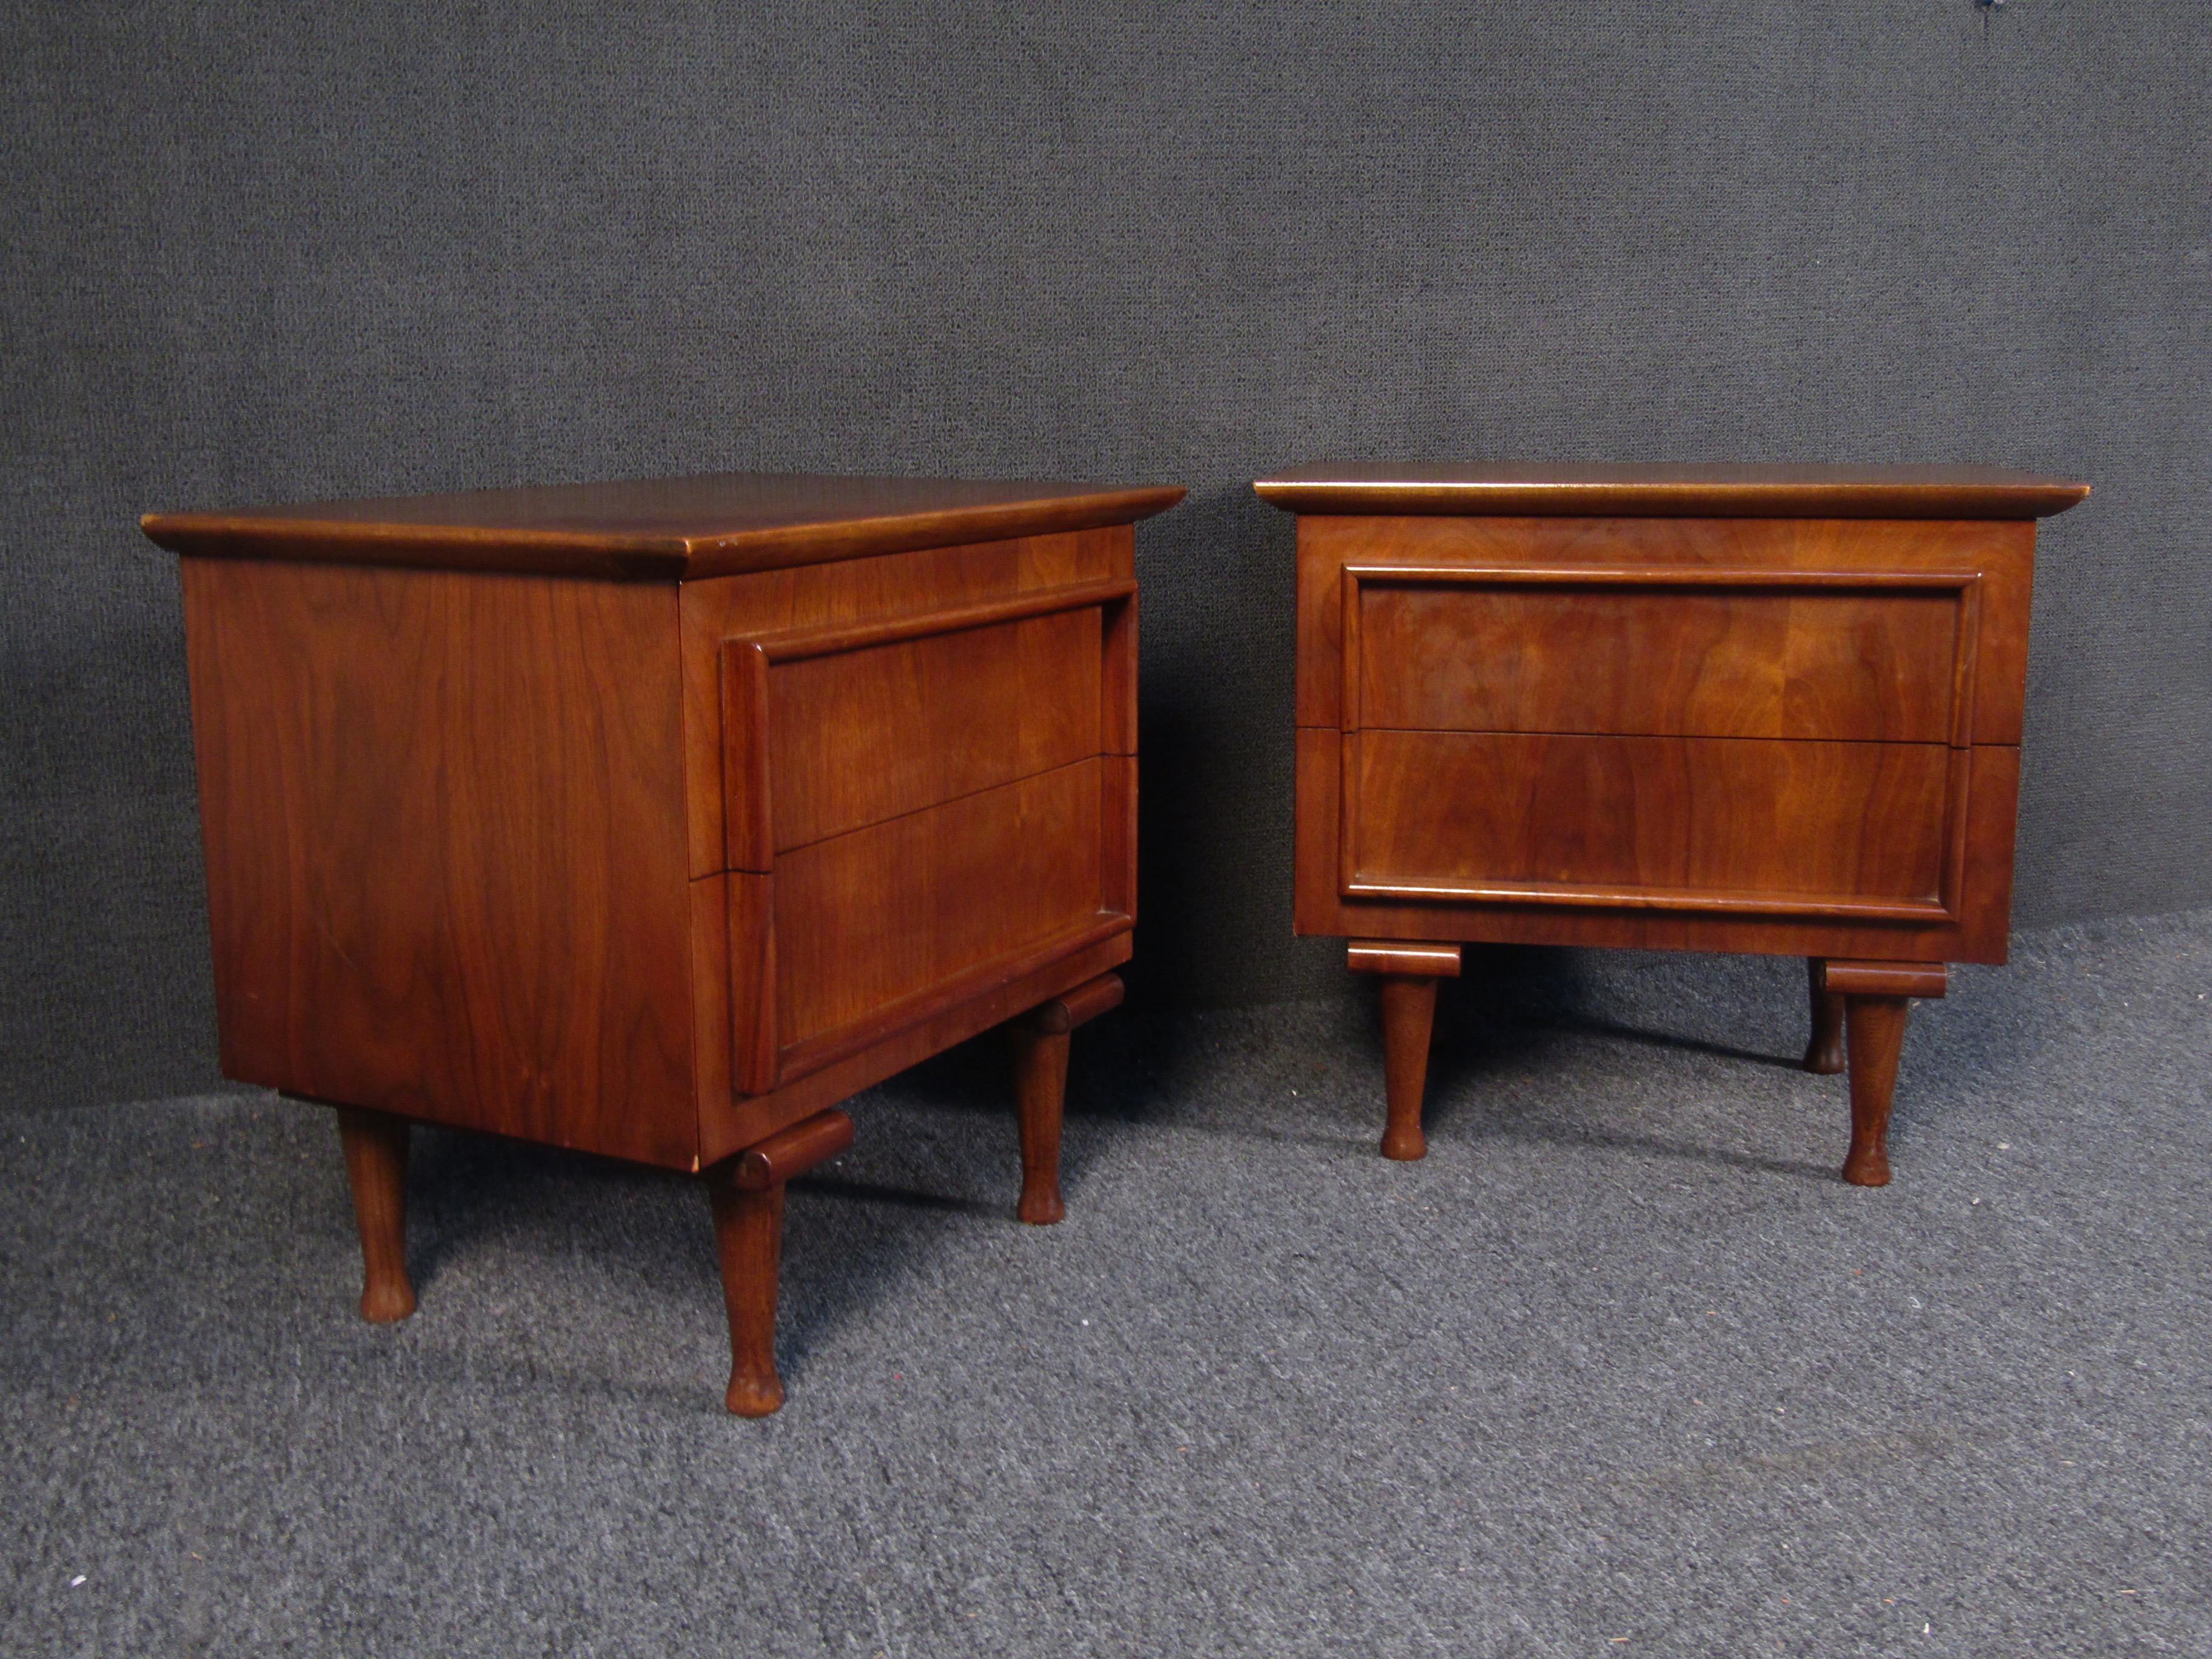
(1007, 1027, 1071, 1225)
(1005, 971, 1125, 1224)
(1298, 517, 2035, 746)
(1296, 729, 2022, 963)
(181, 557, 696, 1167)
(708, 1176, 789, 1417)
(146, 472, 1184, 582)
(707, 1108, 857, 1416)
(153, 471, 1176, 1415)
(1353, 572, 1971, 743)
(1803, 959, 1846, 1075)
(334, 1106, 415, 1323)
(1255, 461, 2090, 521)
(1266, 463, 2083, 1181)
(1349, 942, 1461, 1159)
(1349, 731, 1960, 916)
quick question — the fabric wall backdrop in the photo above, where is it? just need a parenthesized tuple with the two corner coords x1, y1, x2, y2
(4, 3, 2205, 1108)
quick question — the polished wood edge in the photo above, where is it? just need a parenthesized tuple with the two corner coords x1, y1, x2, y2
(746, 577, 1136, 662)
(1020, 971, 1125, 1034)
(1347, 940, 1463, 978)
(699, 931, 1131, 1165)
(141, 515, 696, 578)
(720, 642, 774, 873)
(1253, 472, 2088, 521)
(727, 871, 780, 1094)
(768, 914, 1134, 1090)
(142, 486, 1187, 581)
(1339, 563, 1987, 591)
(1818, 959, 1950, 999)
(1341, 875, 1956, 923)
(727, 1108, 855, 1191)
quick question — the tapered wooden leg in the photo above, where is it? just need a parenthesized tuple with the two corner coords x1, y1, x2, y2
(707, 1175, 787, 1416)
(1347, 942, 1461, 1162)
(335, 1107, 415, 1323)
(1803, 957, 1846, 1074)
(1840, 997, 1909, 1187)
(1378, 977, 1440, 1161)
(1005, 972, 1122, 1225)
(703, 1108, 854, 1418)
(1817, 960, 1948, 1187)
(1007, 1026, 1070, 1225)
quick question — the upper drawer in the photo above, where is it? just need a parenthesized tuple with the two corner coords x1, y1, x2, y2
(1296, 515, 2034, 744)
(719, 577, 1135, 870)
(1350, 569, 1976, 744)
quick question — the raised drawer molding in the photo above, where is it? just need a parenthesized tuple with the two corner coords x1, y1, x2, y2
(1258, 461, 2086, 1184)
(146, 470, 1182, 1415)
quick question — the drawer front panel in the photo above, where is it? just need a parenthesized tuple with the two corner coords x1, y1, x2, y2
(1296, 517, 2033, 745)
(1347, 729, 1963, 920)
(1354, 574, 1971, 743)
(765, 608, 1100, 850)
(774, 759, 1109, 1056)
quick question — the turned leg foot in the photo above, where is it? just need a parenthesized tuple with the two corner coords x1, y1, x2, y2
(1007, 1025, 1070, 1225)
(1817, 960, 1948, 1187)
(335, 1107, 415, 1322)
(1006, 973, 1123, 1225)
(708, 1175, 788, 1416)
(1803, 957, 1846, 1074)
(705, 1108, 854, 1418)
(1347, 942, 1461, 1162)
(1378, 977, 1440, 1161)
(1840, 996, 1909, 1185)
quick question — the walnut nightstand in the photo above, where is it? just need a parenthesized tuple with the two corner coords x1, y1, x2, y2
(1256, 463, 2086, 1182)
(144, 471, 1181, 1413)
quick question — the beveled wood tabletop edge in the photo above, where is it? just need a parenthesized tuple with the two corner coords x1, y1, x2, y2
(1252, 468, 2090, 521)
(139, 483, 1188, 581)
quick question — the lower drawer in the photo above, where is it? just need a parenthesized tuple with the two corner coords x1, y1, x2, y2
(1344, 729, 1963, 920)
(725, 755, 1133, 1094)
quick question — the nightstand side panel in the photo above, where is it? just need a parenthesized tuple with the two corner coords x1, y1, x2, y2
(180, 557, 697, 1167)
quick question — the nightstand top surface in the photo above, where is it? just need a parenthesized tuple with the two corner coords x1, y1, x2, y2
(1253, 462, 2088, 521)
(144, 471, 1187, 581)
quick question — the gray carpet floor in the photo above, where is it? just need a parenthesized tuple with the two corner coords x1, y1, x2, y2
(4, 912, 2210, 1657)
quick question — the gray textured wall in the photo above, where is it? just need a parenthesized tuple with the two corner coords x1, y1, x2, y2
(4, 3, 2206, 1108)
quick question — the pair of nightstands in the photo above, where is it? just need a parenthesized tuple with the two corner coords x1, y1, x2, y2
(143, 462, 2085, 1414)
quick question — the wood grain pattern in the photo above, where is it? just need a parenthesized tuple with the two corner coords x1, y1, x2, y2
(759, 603, 1107, 853)
(1295, 516, 2034, 744)
(1351, 572, 1972, 744)
(682, 528, 1128, 878)
(1256, 461, 2088, 520)
(773, 759, 1112, 1060)
(1348, 729, 1961, 916)
(147, 472, 1184, 581)
(1296, 729, 2020, 962)
(1269, 469, 2080, 1180)
(158, 471, 1162, 1416)
(697, 931, 1131, 1167)
(181, 557, 696, 1167)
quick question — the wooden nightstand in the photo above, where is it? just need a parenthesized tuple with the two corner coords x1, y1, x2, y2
(143, 471, 1181, 1414)
(1255, 463, 2087, 1182)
